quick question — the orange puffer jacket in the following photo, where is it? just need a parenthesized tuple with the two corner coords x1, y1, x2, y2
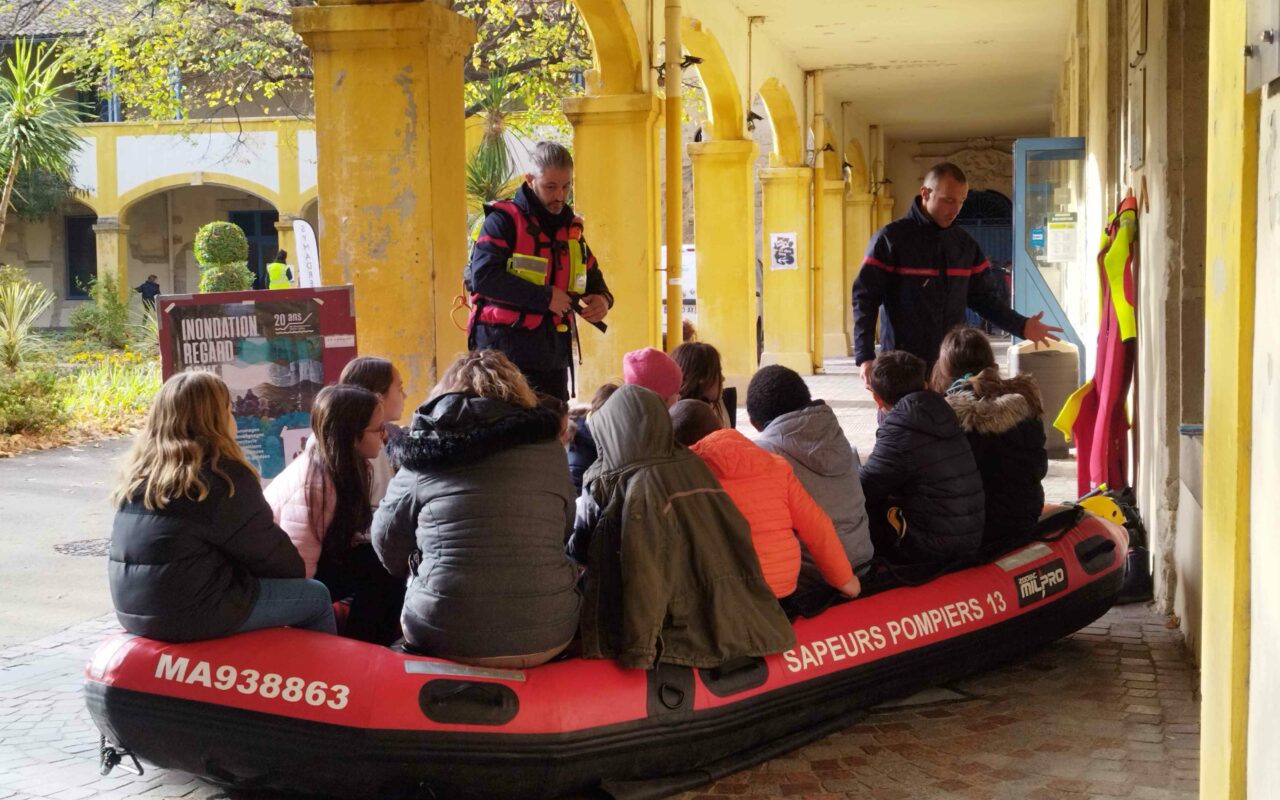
(690, 429, 853, 597)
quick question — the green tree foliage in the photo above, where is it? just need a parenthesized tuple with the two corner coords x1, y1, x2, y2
(68, 274, 132, 348)
(0, 39, 84, 248)
(465, 75, 525, 219)
(65, 0, 592, 130)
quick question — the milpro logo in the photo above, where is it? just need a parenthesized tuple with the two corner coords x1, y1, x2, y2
(1014, 558, 1068, 607)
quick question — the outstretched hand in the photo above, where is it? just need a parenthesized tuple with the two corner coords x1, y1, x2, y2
(859, 359, 874, 389)
(1023, 311, 1064, 348)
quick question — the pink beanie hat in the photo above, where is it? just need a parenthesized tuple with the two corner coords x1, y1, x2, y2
(623, 347, 683, 399)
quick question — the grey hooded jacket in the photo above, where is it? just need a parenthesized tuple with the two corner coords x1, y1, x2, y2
(755, 402, 874, 589)
(372, 393, 580, 661)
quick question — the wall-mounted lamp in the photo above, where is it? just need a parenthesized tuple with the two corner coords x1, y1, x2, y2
(871, 176, 893, 194)
(746, 109, 764, 132)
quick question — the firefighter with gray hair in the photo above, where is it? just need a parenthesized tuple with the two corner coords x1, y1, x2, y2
(464, 141, 613, 401)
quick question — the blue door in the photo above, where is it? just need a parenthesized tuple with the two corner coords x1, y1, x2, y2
(228, 210, 280, 289)
(1013, 137, 1088, 375)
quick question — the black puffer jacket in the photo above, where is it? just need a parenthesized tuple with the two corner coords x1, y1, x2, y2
(566, 411, 597, 495)
(372, 393, 580, 660)
(859, 391, 984, 562)
(945, 373, 1048, 549)
(109, 460, 304, 642)
(851, 197, 1027, 366)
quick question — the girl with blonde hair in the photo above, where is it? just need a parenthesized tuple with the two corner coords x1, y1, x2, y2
(109, 371, 335, 642)
(373, 349, 580, 667)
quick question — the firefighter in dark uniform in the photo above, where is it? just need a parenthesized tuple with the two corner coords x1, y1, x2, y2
(464, 142, 612, 401)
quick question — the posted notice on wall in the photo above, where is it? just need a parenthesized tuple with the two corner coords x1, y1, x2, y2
(769, 232, 798, 270)
(157, 286, 357, 482)
(1045, 213, 1078, 264)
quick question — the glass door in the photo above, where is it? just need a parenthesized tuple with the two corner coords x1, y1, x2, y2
(1013, 137, 1088, 374)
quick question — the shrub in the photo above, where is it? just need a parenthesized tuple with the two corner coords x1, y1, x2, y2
(62, 355, 159, 429)
(0, 275, 53, 370)
(195, 221, 249, 266)
(0, 366, 65, 434)
(194, 221, 253, 292)
(198, 262, 255, 293)
(68, 274, 131, 348)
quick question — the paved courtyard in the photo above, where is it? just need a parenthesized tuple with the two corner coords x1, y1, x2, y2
(0, 356, 1199, 799)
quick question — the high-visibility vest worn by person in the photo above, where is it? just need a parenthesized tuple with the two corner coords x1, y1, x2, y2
(467, 200, 589, 333)
(266, 261, 291, 290)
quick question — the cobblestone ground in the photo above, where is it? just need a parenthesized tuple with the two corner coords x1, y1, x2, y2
(0, 357, 1199, 799)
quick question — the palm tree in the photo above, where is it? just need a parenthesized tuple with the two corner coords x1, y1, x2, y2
(0, 39, 84, 248)
(465, 74, 526, 222)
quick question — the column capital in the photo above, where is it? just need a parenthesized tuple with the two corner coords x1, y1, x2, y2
(688, 139, 758, 163)
(820, 178, 845, 195)
(275, 217, 299, 231)
(845, 191, 875, 206)
(294, 1, 475, 55)
(563, 92, 660, 127)
(759, 166, 813, 185)
(92, 218, 128, 234)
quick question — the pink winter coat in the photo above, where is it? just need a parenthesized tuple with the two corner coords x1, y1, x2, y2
(690, 428, 853, 597)
(264, 444, 335, 578)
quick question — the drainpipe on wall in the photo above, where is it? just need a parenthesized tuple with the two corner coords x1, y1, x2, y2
(663, 0, 683, 352)
(810, 70, 825, 373)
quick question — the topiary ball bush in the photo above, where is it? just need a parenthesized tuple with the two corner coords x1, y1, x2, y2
(194, 221, 249, 268)
(198, 263, 255, 293)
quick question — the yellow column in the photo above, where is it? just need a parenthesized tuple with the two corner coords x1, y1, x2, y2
(844, 191, 875, 344)
(1200, 0, 1256, 796)
(293, 1, 475, 407)
(688, 139, 757, 383)
(874, 193, 896, 230)
(274, 218, 297, 284)
(563, 92, 660, 395)
(759, 166, 814, 375)
(819, 178, 849, 357)
(92, 218, 129, 303)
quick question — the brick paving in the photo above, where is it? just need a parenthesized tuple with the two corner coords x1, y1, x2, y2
(0, 356, 1198, 799)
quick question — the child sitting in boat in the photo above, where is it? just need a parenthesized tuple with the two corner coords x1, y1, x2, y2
(671, 401, 861, 602)
(338, 355, 408, 509)
(930, 325, 1048, 551)
(567, 382, 617, 495)
(372, 350, 580, 669)
(745, 365, 874, 591)
(568, 384, 794, 668)
(859, 350, 985, 566)
(265, 385, 405, 644)
(671, 341, 734, 428)
(109, 372, 335, 642)
(622, 346, 683, 407)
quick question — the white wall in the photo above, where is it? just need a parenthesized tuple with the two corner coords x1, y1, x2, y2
(1247, 79, 1280, 800)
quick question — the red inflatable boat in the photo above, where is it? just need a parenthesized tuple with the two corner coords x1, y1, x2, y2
(85, 509, 1128, 799)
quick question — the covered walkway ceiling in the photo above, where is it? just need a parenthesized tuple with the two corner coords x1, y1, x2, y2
(730, 0, 1075, 140)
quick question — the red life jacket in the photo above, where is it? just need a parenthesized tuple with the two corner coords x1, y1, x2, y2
(469, 200, 587, 331)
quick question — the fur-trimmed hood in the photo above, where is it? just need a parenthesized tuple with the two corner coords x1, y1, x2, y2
(392, 392, 562, 471)
(945, 374, 1041, 435)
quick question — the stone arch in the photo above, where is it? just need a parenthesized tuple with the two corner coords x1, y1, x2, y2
(845, 138, 869, 191)
(117, 173, 281, 225)
(572, 0, 644, 95)
(682, 18, 742, 141)
(756, 78, 803, 167)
